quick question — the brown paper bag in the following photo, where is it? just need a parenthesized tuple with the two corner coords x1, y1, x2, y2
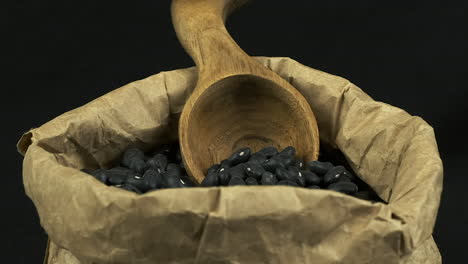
(43, 236, 441, 264)
(18, 57, 443, 264)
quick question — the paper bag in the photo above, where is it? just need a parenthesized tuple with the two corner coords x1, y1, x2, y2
(18, 57, 443, 264)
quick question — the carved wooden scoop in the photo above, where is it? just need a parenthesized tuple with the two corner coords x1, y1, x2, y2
(171, 0, 320, 184)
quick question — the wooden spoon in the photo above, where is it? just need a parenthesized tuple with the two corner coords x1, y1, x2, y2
(171, 0, 320, 184)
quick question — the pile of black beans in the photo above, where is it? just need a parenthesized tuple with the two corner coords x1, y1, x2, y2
(200, 146, 377, 201)
(82, 143, 196, 194)
(82, 143, 379, 202)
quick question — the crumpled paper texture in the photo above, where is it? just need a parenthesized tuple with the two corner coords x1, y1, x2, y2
(18, 57, 443, 264)
(44, 236, 441, 264)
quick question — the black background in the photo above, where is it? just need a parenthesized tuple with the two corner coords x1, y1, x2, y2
(4, 1, 467, 263)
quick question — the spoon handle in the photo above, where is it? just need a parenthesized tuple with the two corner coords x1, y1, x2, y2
(172, 0, 260, 84)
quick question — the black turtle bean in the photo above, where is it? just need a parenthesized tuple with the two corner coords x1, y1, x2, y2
(258, 146, 279, 158)
(127, 158, 147, 174)
(262, 158, 285, 173)
(89, 169, 108, 184)
(308, 160, 334, 175)
(323, 165, 352, 185)
(260, 172, 278, 185)
(164, 176, 185, 189)
(207, 164, 221, 175)
(288, 167, 305, 187)
(108, 173, 127, 185)
(143, 169, 163, 189)
(279, 146, 296, 157)
(228, 163, 248, 179)
(292, 159, 305, 170)
(288, 166, 305, 187)
(244, 162, 265, 180)
(125, 174, 151, 192)
(327, 181, 358, 194)
(166, 163, 183, 177)
(248, 152, 267, 164)
(276, 167, 292, 181)
(218, 170, 231, 186)
(337, 175, 352, 183)
(277, 180, 299, 187)
(228, 176, 246, 186)
(121, 148, 146, 172)
(122, 147, 145, 161)
(220, 159, 232, 170)
(165, 173, 186, 188)
(301, 171, 321, 186)
(274, 154, 295, 168)
(201, 170, 219, 187)
(134, 160, 147, 174)
(245, 177, 258, 185)
(107, 167, 134, 185)
(307, 185, 321, 189)
(226, 147, 251, 166)
(340, 168, 357, 181)
(287, 166, 300, 178)
(146, 154, 168, 173)
(179, 174, 197, 187)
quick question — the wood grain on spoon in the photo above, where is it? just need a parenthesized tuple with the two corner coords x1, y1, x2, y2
(171, 0, 320, 184)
